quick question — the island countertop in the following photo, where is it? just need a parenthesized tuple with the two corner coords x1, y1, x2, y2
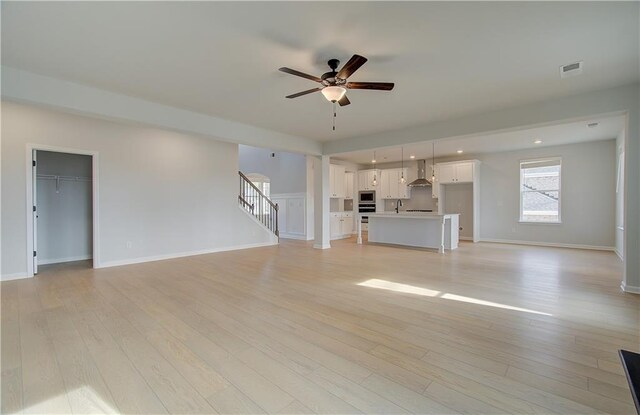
(362, 212, 459, 220)
(357, 212, 460, 252)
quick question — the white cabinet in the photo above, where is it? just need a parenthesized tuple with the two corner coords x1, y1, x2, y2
(436, 161, 475, 184)
(344, 172, 354, 199)
(436, 164, 456, 184)
(330, 212, 354, 240)
(379, 168, 411, 199)
(455, 162, 474, 182)
(432, 180, 440, 199)
(330, 213, 341, 238)
(379, 170, 392, 199)
(358, 169, 380, 191)
(330, 164, 346, 198)
(398, 168, 410, 199)
(341, 212, 354, 235)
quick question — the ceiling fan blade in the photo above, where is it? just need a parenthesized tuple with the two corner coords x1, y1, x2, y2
(347, 82, 395, 91)
(279, 67, 322, 83)
(338, 95, 351, 106)
(337, 55, 368, 79)
(285, 87, 322, 99)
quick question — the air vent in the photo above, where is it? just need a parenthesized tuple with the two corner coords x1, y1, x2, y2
(560, 61, 583, 78)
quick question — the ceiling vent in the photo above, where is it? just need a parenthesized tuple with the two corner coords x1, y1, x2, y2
(560, 61, 583, 78)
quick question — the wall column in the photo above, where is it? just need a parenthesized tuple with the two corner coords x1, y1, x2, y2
(313, 155, 331, 249)
(622, 101, 640, 293)
(305, 155, 315, 241)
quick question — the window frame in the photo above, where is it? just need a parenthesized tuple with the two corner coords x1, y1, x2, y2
(519, 157, 562, 224)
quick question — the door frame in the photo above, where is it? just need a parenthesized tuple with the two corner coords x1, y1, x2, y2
(26, 144, 100, 276)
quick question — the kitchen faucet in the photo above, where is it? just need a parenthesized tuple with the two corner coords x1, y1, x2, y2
(395, 199, 403, 213)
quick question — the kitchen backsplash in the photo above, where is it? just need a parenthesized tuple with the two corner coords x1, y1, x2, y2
(383, 187, 436, 212)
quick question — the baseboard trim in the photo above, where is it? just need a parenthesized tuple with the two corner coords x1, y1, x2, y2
(479, 238, 615, 251)
(98, 241, 278, 269)
(270, 192, 306, 199)
(313, 243, 331, 249)
(459, 236, 474, 241)
(615, 249, 624, 261)
(621, 282, 640, 294)
(39, 255, 92, 265)
(1, 272, 32, 282)
(279, 233, 307, 240)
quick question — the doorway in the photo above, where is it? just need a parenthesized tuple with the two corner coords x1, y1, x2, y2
(27, 146, 99, 275)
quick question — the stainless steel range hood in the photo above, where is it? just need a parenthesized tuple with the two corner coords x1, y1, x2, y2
(408, 160, 432, 187)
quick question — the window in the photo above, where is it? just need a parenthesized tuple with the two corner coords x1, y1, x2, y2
(245, 173, 271, 215)
(519, 158, 561, 223)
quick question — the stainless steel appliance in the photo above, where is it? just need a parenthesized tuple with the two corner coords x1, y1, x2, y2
(359, 191, 375, 203)
(358, 191, 376, 223)
(408, 160, 432, 187)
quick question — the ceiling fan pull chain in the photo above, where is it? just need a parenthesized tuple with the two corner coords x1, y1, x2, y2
(333, 102, 336, 131)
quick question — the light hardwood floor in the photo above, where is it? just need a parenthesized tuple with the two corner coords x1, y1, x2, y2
(2, 238, 638, 414)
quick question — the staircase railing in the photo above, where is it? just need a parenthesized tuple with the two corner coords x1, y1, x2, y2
(238, 171, 279, 239)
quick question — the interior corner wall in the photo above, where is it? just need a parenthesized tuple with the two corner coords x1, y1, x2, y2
(1, 101, 275, 277)
(615, 129, 626, 259)
(238, 145, 306, 194)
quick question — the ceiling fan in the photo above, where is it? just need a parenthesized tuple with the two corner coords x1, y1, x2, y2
(279, 54, 395, 107)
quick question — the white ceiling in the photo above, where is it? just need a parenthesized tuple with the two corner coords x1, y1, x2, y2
(2, 2, 638, 142)
(332, 115, 625, 164)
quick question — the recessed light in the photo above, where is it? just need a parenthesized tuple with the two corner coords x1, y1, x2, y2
(534, 140, 543, 144)
(457, 150, 463, 154)
(372, 159, 376, 163)
(587, 122, 599, 128)
(409, 155, 415, 159)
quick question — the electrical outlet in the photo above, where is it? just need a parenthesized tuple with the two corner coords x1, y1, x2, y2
(126, 241, 132, 249)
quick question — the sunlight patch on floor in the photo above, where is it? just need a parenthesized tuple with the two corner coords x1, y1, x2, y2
(357, 278, 441, 297)
(358, 278, 552, 316)
(20, 386, 119, 414)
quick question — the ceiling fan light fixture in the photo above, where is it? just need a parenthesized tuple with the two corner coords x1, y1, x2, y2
(321, 86, 347, 102)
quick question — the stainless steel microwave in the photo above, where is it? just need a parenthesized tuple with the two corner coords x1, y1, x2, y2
(359, 191, 375, 203)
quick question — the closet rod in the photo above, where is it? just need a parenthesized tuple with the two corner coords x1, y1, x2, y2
(36, 174, 92, 193)
(36, 174, 92, 182)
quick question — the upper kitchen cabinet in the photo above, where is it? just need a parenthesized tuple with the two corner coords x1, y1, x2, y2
(358, 169, 380, 191)
(380, 168, 411, 199)
(435, 161, 477, 184)
(330, 164, 346, 198)
(398, 168, 411, 199)
(344, 172, 354, 199)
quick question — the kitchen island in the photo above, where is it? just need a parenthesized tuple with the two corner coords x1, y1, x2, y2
(357, 212, 459, 253)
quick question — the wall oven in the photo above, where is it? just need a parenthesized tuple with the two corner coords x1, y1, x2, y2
(358, 191, 376, 223)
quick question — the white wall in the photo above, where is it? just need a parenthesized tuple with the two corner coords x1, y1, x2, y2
(615, 129, 625, 259)
(238, 145, 307, 194)
(437, 140, 616, 248)
(1, 101, 276, 278)
(443, 183, 473, 239)
(36, 151, 93, 264)
(271, 193, 306, 240)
